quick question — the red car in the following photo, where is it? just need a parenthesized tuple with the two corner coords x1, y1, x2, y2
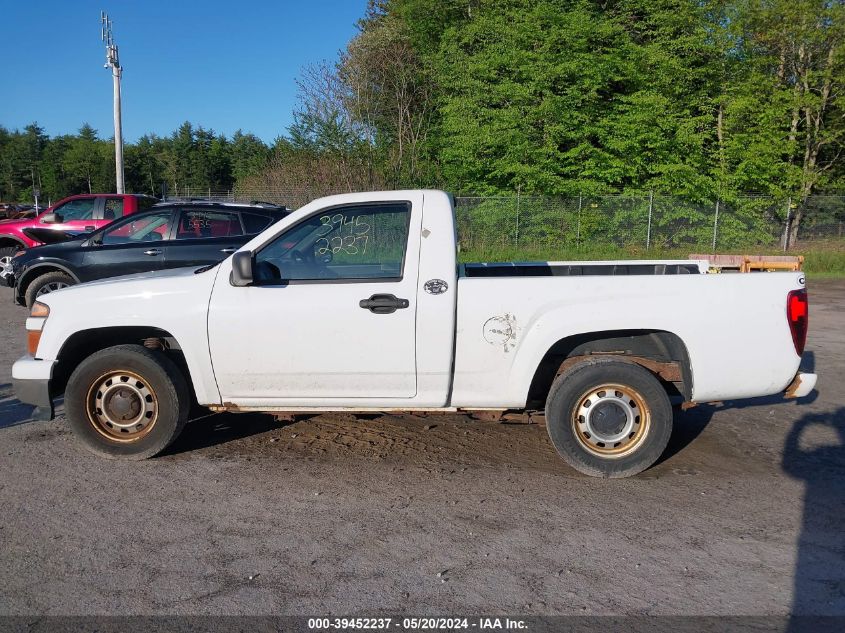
(0, 193, 158, 281)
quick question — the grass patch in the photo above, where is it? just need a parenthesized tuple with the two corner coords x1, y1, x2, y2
(801, 248, 845, 277)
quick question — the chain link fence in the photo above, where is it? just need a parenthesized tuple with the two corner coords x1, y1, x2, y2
(455, 194, 845, 252)
(164, 187, 845, 252)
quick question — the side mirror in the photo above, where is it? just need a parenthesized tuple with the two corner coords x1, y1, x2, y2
(40, 213, 62, 224)
(230, 251, 254, 287)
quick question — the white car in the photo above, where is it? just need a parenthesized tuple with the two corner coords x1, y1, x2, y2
(12, 190, 816, 477)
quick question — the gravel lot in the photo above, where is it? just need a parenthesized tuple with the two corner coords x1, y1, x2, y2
(0, 280, 843, 616)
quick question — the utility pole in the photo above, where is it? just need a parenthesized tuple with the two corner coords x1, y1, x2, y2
(101, 12, 125, 194)
(712, 199, 720, 253)
(30, 167, 40, 212)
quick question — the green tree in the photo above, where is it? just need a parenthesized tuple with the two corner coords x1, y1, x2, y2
(434, 0, 642, 194)
(62, 124, 107, 194)
(721, 0, 845, 241)
(125, 134, 166, 196)
(230, 131, 270, 183)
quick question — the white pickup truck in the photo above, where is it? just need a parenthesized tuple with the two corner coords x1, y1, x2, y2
(12, 190, 816, 477)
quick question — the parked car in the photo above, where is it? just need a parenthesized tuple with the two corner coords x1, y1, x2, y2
(9, 201, 289, 307)
(0, 194, 159, 282)
(1, 204, 42, 219)
(8, 208, 38, 220)
(11, 190, 815, 477)
(0, 203, 20, 218)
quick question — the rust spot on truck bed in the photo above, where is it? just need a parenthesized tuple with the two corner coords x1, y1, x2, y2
(555, 354, 682, 382)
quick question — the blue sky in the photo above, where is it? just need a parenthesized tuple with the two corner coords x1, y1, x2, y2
(1, 0, 368, 143)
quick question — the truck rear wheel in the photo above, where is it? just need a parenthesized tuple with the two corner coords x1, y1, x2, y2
(545, 358, 672, 478)
(65, 344, 189, 460)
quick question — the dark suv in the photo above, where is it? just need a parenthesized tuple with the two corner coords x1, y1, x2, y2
(0, 193, 159, 282)
(9, 201, 289, 307)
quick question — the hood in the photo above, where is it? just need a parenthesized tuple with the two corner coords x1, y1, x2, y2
(74, 265, 216, 289)
(0, 217, 35, 229)
(14, 237, 89, 267)
(38, 264, 221, 314)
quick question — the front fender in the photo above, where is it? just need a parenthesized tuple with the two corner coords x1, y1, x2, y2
(0, 233, 29, 249)
(19, 261, 81, 287)
(34, 266, 223, 405)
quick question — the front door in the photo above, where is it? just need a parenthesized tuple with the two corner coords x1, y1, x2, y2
(48, 197, 101, 232)
(207, 198, 421, 403)
(80, 210, 174, 281)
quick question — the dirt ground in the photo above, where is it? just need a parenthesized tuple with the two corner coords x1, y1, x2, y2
(0, 281, 842, 616)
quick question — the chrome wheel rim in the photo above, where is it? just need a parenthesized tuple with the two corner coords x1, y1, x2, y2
(0, 255, 13, 280)
(86, 371, 158, 442)
(572, 383, 650, 457)
(36, 281, 68, 297)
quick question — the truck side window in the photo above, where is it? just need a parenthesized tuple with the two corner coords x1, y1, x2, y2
(54, 198, 96, 221)
(103, 197, 124, 220)
(254, 202, 411, 282)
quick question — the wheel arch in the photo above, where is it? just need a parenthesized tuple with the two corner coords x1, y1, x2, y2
(18, 263, 81, 295)
(525, 329, 693, 408)
(0, 235, 27, 250)
(51, 326, 195, 403)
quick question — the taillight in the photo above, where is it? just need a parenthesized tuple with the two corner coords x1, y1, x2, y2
(787, 289, 808, 356)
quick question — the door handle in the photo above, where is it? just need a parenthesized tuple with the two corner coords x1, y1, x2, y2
(359, 293, 409, 314)
(85, 225, 95, 231)
(220, 247, 237, 254)
(143, 249, 162, 256)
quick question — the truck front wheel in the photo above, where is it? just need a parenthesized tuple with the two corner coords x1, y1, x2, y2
(545, 358, 673, 478)
(65, 344, 189, 459)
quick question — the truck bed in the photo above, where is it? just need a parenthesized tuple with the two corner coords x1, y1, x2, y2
(461, 260, 707, 277)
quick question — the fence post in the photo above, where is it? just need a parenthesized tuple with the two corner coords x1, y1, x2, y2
(712, 199, 720, 252)
(646, 190, 653, 250)
(515, 185, 521, 246)
(781, 197, 792, 252)
(576, 192, 582, 247)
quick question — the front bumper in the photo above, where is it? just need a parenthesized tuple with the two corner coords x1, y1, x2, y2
(12, 355, 57, 421)
(785, 372, 817, 399)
